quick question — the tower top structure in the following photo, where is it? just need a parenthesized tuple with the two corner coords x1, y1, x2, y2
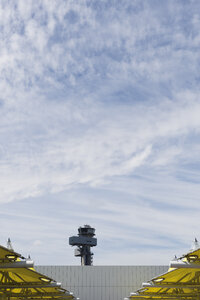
(69, 225, 97, 266)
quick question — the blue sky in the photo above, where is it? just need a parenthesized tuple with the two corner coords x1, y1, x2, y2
(1, 0, 200, 265)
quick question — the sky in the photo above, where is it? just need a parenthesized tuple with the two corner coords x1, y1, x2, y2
(1, 0, 200, 265)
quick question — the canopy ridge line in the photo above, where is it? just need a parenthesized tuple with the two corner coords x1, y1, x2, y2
(11, 272, 26, 283)
(3, 272, 17, 285)
(137, 292, 199, 296)
(2, 292, 73, 297)
(0, 261, 34, 269)
(142, 283, 200, 288)
(170, 262, 200, 269)
(176, 272, 192, 282)
(0, 283, 61, 289)
(0, 272, 7, 284)
(129, 295, 197, 299)
(13, 297, 74, 300)
(193, 271, 200, 284)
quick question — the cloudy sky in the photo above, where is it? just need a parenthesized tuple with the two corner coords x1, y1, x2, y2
(1, 0, 200, 265)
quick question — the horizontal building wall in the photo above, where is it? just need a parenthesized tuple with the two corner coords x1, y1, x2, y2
(36, 266, 168, 300)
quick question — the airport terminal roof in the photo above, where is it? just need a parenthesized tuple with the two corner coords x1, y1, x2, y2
(0, 244, 75, 300)
(129, 243, 200, 300)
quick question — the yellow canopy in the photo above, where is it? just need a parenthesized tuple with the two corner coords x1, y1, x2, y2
(0, 245, 75, 300)
(129, 245, 200, 300)
(0, 245, 22, 262)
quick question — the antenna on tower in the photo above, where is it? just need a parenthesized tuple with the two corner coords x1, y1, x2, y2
(7, 238, 14, 251)
(69, 225, 97, 266)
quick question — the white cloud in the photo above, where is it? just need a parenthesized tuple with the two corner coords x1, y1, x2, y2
(0, 0, 200, 265)
(0, 95, 200, 205)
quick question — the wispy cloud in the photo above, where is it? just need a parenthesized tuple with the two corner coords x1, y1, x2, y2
(0, 0, 200, 265)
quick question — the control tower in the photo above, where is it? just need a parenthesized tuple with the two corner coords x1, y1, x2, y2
(69, 225, 97, 266)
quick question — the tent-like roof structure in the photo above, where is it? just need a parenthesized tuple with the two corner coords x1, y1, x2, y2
(0, 243, 76, 300)
(127, 241, 200, 300)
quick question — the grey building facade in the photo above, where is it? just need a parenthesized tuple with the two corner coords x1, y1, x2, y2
(36, 266, 168, 300)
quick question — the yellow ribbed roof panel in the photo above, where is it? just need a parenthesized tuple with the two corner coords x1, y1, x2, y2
(152, 268, 200, 284)
(0, 245, 22, 262)
(129, 244, 200, 300)
(0, 245, 74, 300)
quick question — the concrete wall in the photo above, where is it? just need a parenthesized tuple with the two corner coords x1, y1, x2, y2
(36, 266, 168, 300)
